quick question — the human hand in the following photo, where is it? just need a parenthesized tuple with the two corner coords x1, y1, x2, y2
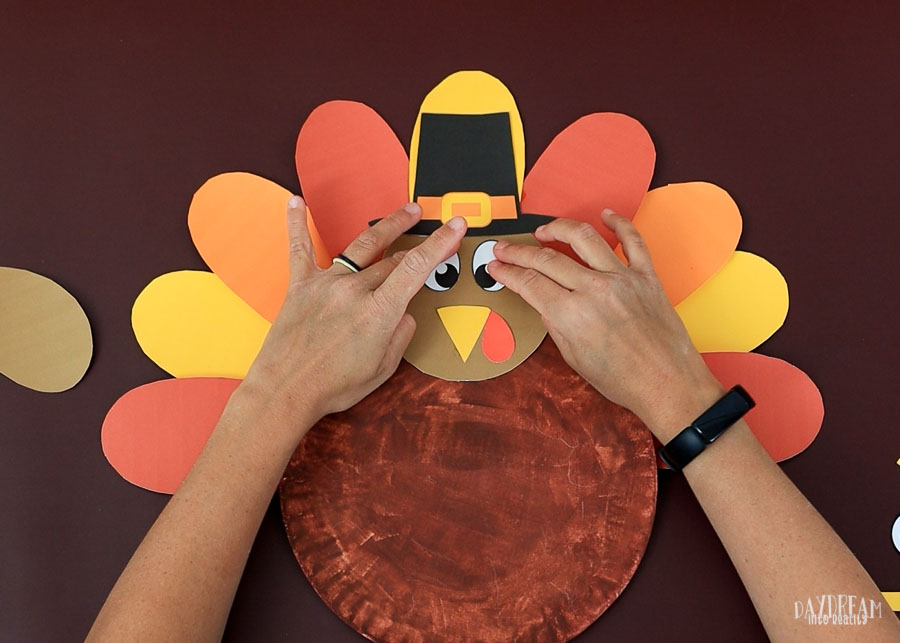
(242, 196, 467, 430)
(487, 211, 724, 441)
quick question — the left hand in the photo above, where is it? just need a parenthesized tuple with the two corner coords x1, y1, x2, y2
(242, 196, 467, 428)
(487, 211, 719, 439)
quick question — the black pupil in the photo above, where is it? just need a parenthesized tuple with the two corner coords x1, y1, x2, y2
(435, 263, 459, 289)
(474, 264, 496, 289)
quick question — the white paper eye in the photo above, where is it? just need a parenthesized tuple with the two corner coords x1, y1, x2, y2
(425, 252, 460, 291)
(472, 240, 504, 292)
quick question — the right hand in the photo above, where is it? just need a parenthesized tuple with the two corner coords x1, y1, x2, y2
(487, 210, 724, 441)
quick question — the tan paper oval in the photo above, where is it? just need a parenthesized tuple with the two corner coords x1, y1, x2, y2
(0, 267, 92, 392)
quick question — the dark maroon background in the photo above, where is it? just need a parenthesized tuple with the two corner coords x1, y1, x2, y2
(2, 2, 898, 641)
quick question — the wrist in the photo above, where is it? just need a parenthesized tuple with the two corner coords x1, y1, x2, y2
(229, 375, 323, 443)
(640, 370, 726, 443)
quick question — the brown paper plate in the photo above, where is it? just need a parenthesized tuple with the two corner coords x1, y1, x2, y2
(280, 341, 657, 642)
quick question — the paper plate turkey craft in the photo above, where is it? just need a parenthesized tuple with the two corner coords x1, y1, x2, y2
(102, 71, 825, 641)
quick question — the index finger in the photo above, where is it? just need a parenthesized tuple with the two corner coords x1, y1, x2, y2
(374, 216, 467, 311)
(286, 195, 315, 282)
(485, 260, 569, 318)
(534, 216, 622, 273)
(601, 209, 654, 274)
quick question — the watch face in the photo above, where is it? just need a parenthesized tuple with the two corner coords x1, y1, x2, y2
(695, 386, 754, 441)
(659, 426, 708, 472)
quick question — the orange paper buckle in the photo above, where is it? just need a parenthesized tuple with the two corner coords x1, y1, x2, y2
(418, 193, 518, 227)
(441, 191, 492, 227)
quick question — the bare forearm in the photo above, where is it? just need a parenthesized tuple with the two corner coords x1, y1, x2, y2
(88, 383, 315, 641)
(649, 388, 898, 642)
(491, 213, 899, 639)
(88, 199, 464, 641)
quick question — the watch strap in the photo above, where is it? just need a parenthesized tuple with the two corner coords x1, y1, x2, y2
(658, 385, 755, 472)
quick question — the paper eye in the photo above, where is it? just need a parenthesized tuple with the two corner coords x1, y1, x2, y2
(425, 252, 460, 291)
(472, 241, 504, 291)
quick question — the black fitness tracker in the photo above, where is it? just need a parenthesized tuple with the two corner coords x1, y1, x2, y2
(658, 385, 755, 472)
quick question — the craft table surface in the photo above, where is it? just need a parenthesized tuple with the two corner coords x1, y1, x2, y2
(2, 2, 898, 641)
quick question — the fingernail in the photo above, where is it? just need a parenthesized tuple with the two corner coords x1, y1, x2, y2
(493, 240, 508, 250)
(535, 225, 546, 235)
(446, 216, 466, 231)
(601, 208, 616, 217)
(288, 195, 304, 209)
(403, 202, 421, 215)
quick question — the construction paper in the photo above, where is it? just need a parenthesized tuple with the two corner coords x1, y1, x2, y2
(676, 251, 788, 352)
(297, 100, 408, 257)
(483, 310, 515, 363)
(413, 113, 519, 204)
(521, 113, 655, 250)
(409, 70, 525, 199)
(437, 305, 491, 362)
(622, 182, 742, 306)
(132, 271, 270, 378)
(369, 71, 551, 381)
(387, 233, 547, 381)
(703, 352, 823, 462)
(0, 267, 92, 392)
(188, 172, 329, 322)
(884, 593, 900, 611)
(102, 377, 240, 493)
